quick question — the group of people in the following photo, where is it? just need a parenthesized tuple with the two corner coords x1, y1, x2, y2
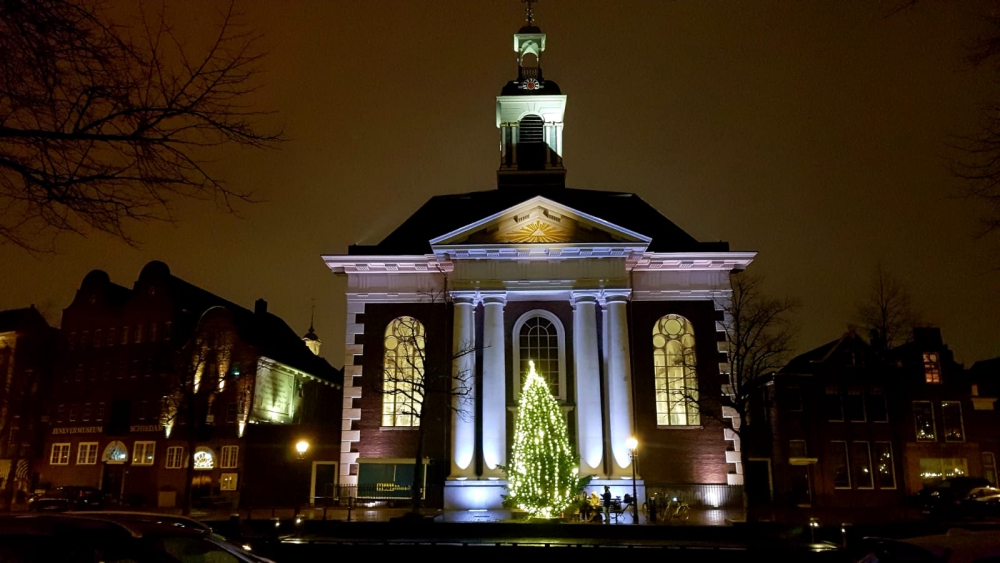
(578, 485, 633, 524)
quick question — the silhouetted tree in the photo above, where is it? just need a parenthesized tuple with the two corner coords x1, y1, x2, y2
(676, 272, 798, 520)
(0, 0, 282, 252)
(855, 263, 922, 350)
(377, 306, 476, 517)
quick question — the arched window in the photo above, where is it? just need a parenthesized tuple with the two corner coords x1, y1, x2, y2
(513, 311, 566, 400)
(102, 441, 129, 464)
(193, 447, 215, 470)
(382, 316, 426, 427)
(653, 315, 700, 426)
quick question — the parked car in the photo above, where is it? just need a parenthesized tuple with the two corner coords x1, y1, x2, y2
(916, 477, 991, 520)
(855, 529, 1000, 563)
(0, 512, 275, 562)
(26, 486, 103, 512)
(960, 486, 1000, 520)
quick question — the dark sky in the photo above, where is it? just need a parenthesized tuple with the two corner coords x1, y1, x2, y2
(2, 0, 998, 367)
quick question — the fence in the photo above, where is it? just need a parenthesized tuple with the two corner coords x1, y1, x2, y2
(644, 483, 744, 509)
(310, 483, 444, 508)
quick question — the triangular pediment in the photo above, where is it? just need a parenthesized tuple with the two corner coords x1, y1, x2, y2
(429, 196, 651, 247)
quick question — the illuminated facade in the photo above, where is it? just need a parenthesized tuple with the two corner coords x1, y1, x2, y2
(38, 261, 341, 509)
(324, 8, 755, 510)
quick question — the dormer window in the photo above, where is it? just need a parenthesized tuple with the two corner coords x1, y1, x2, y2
(923, 352, 941, 384)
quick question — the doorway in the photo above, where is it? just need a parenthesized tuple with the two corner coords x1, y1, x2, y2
(100, 464, 125, 502)
(791, 465, 812, 507)
(311, 462, 338, 506)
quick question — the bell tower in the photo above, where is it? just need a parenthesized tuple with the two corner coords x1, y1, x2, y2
(497, 0, 568, 190)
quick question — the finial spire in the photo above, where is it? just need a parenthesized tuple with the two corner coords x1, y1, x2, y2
(523, 0, 537, 27)
(309, 298, 315, 332)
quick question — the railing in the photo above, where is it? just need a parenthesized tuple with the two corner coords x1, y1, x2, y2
(310, 484, 443, 507)
(644, 483, 744, 509)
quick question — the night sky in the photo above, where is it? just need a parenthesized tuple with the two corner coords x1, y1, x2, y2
(1, 1, 997, 366)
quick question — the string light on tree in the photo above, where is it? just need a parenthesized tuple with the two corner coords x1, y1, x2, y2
(503, 360, 580, 518)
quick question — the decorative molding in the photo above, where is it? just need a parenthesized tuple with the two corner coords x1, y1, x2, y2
(631, 252, 756, 271)
(340, 303, 366, 486)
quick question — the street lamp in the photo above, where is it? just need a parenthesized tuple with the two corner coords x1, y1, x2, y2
(626, 436, 639, 525)
(295, 440, 309, 459)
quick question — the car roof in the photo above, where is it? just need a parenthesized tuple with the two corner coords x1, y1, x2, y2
(1, 512, 211, 538)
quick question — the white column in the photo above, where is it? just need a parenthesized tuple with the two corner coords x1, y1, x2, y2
(603, 291, 637, 478)
(450, 294, 476, 479)
(481, 293, 507, 479)
(572, 292, 603, 473)
(511, 125, 519, 166)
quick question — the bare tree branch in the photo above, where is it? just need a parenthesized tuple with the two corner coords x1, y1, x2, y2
(0, 0, 284, 252)
(854, 262, 922, 349)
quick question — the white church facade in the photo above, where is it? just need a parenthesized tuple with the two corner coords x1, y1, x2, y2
(323, 7, 755, 510)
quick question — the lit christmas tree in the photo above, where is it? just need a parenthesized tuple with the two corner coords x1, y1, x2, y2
(504, 360, 580, 518)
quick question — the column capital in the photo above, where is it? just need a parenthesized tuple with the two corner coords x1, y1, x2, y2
(480, 291, 508, 306)
(570, 291, 600, 306)
(451, 291, 477, 306)
(599, 289, 632, 306)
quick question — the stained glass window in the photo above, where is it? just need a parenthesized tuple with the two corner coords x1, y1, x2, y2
(653, 315, 700, 426)
(382, 316, 425, 427)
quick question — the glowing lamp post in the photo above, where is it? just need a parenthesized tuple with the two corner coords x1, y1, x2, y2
(295, 440, 310, 459)
(626, 436, 639, 525)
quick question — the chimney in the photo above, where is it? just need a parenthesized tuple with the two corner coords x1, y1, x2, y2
(254, 298, 267, 315)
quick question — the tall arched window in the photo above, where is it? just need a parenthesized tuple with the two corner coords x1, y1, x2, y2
(382, 316, 426, 427)
(653, 315, 700, 426)
(513, 311, 566, 400)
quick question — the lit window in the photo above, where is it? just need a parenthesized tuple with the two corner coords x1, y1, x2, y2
(941, 401, 965, 442)
(193, 447, 215, 470)
(165, 446, 185, 469)
(923, 353, 941, 383)
(919, 458, 968, 483)
(102, 441, 129, 463)
(514, 312, 564, 399)
(50, 443, 70, 465)
(56, 404, 65, 423)
(852, 442, 873, 489)
(382, 316, 426, 427)
(653, 314, 700, 426)
(77, 442, 98, 465)
(832, 441, 851, 489)
(220, 473, 238, 491)
(913, 401, 936, 441)
(220, 446, 239, 469)
(82, 403, 91, 422)
(96, 402, 105, 422)
(133, 441, 155, 465)
(874, 442, 896, 489)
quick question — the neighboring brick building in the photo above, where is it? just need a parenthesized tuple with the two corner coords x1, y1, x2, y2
(891, 328, 997, 495)
(770, 331, 906, 516)
(38, 261, 341, 509)
(323, 10, 754, 511)
(0, 306, 58, 505)
(767, 327, 998, 520)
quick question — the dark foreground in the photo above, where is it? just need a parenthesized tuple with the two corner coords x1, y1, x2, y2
(209, 517, 1000, 562)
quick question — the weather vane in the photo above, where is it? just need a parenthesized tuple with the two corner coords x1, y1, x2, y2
(522, 0, 537, 26)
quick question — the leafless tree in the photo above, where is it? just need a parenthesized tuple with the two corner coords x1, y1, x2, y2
(162, 322, 248, 516)
(854, 263, 922, 350)
(0, 0, 283, 252)
(377, 306, 477, 516)
(675, 272, 798, 520)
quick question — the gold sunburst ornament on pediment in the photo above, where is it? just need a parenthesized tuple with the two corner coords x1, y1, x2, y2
(497, 220, 569, 243)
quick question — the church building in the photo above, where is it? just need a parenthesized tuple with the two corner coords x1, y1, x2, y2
(323, 5, 756, 511)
